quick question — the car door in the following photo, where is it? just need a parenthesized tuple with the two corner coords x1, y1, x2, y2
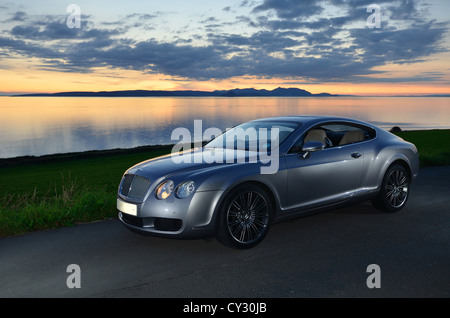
(285, 125, 365, 210)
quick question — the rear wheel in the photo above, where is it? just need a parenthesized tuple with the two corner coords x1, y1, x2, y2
(372, 164, 410, 212)
(216, 184, 273, 249)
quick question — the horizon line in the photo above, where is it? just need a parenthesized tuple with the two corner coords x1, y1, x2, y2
(2, 87, 450, 98)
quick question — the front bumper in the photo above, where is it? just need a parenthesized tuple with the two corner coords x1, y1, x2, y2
(117, 190, 224, 239)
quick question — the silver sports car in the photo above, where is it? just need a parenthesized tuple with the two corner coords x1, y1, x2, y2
(117, 116, 419, 249)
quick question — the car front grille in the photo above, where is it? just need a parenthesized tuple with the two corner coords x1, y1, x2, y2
(119, 174, 151, 200)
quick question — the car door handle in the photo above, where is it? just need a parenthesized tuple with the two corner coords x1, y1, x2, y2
(351, 152, 362, 158)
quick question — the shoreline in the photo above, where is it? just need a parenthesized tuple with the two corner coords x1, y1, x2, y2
(1, 128, 449, 167)
(0, 127, 450, 167)
(0, 144, 175, 168)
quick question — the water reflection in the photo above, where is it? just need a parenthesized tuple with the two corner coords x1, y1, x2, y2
(0, 96, 448, 158)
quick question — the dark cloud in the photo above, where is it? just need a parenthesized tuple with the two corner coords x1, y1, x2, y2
(0, 36, 63, 60)
(10, 11, 28, 22)
(351, 22, 447, 65)
(42, 39, 226, 79)
(200, 17, 219, 24)
(10, 16, 119, 40)
(100, 12, 157, 29)
(388, 0, 422, 21)
(125, 13, 157, 20)
(252, 0, 323, 19)
(349, 74, 444, 83)
(252, 5, 368, 31)
(1, 1, 447, 84)
(209, 31, 304, 53)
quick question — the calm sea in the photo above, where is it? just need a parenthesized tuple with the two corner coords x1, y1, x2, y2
(0, 96, 449, 159)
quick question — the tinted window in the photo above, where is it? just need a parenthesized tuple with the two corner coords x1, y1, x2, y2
(288, 122, 375, 153)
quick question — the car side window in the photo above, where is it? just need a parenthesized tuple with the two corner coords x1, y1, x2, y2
(288, 122, 376, 153)
(322, 123, 375, 146)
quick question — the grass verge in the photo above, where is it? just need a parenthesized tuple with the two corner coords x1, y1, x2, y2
(394, 129, 450, 167)
(0, 130, 449, 238)
(0, 145, 172, 237)
(0, 179, 111, 236)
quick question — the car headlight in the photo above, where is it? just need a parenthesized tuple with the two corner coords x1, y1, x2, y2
(156, 180, 174, 200)
(176, 181, 195, 199)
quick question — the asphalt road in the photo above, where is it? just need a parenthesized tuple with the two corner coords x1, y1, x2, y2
(1, 166, 449, 298)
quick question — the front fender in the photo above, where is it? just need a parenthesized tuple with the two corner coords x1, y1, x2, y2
(195, 159, 287, 223)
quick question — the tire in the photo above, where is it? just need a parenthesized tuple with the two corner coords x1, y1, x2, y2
(372, 164, 410, 213)
(215, 184, 273, 249)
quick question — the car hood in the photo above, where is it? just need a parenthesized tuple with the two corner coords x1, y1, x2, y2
(127, 147, 265, 180)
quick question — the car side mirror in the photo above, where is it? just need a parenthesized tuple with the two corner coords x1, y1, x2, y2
(301, 141, 324, 159)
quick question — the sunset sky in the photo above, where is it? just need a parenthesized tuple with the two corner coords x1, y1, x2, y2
(1, 0, 450, 95)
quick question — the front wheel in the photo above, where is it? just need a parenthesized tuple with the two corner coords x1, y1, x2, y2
(372, 164, 410, 212)
(215, 184, 273, 249)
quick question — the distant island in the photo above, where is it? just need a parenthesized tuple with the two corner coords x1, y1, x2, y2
(16, 87, 336, 97)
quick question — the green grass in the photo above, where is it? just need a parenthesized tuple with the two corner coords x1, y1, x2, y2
(0, 147, 171, 237)
(0, 181, 111, 236)
(0, 130, 449, 238)
(394, 129, 450, 167)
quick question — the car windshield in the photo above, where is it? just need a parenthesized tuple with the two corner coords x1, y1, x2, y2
(204, 121, 299, 151)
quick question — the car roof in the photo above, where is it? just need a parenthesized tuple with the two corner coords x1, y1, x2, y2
(252, 115, 326, 123)
(251, 115, 373, 127)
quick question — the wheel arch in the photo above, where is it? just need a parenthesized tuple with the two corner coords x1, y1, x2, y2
(213, 180, 280, 228)
(372, 158, 412, 212)
(390, 159, 412, 180)
(378, 154, 413, 189)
